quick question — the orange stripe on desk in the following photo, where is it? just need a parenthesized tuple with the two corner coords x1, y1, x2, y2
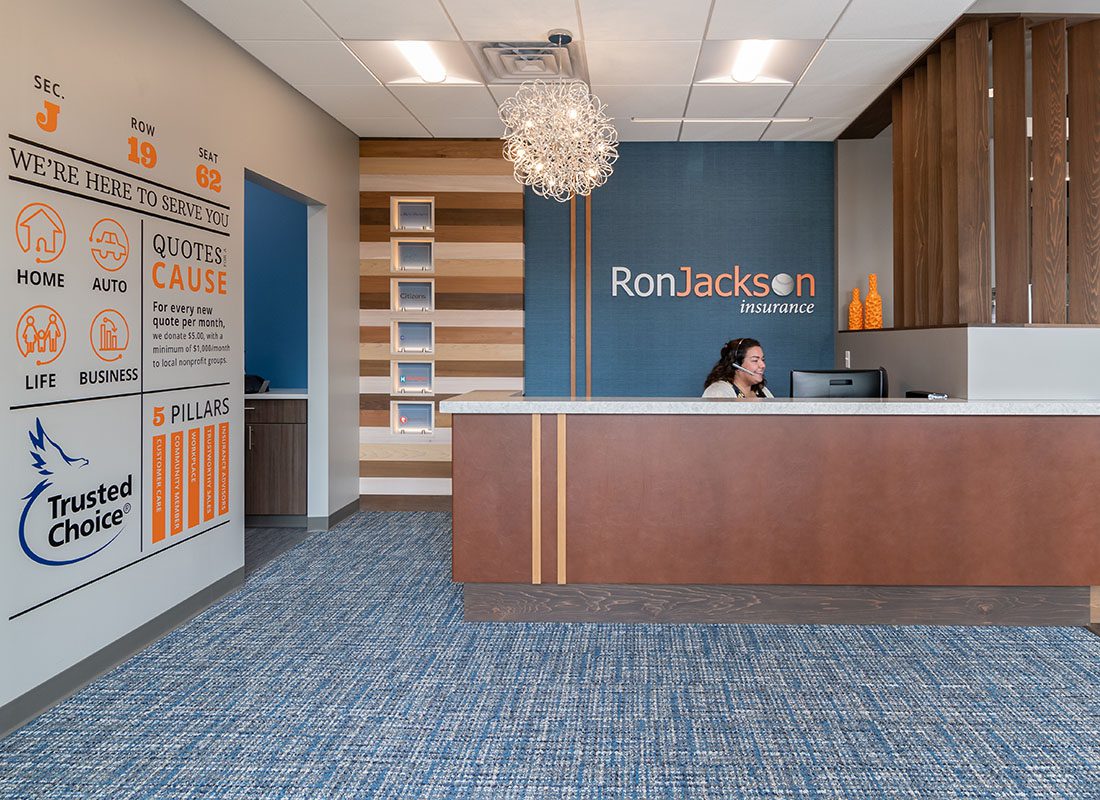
(557, 414, 567, 584)
(531, 414, 542, 585)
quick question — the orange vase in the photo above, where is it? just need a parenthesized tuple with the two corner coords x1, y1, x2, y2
(865, 273, 883, 329)
(848, 288, 864, 330)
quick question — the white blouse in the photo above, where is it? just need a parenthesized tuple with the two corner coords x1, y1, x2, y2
(702, 380, 775, 399)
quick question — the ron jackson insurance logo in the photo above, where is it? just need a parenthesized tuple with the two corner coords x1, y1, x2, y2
(611, 265, 817, 315)
(19, 418, 133, 566)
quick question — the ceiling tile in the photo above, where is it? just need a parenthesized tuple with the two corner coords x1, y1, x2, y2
(693, 40, 820, 84)
(760, 117, 851, 141)
(340, 117, 432, 137)
(388, 85, 500, 119)
(345, 41, 483, 84)
(297, 85, 410, 118)
(614, 120, 683, 141)
(179, 0, 335, 40)
(685, 84, 790, 118)
(581, 0, 711, 41)
(799, 39, 928, 86)
(679, 120, 769, 141)
(585, 41, 702, 85)
(442, 0, 580, 41)
(488, 85, 523, 104)
(239, 41, 380, 85)
(777, 84, 882, 117)
(707, 0, 849, 40)
(591, 85, 690, 120)
(831, 0, 974, 40)
(421, 118, 507, 137)
(306, 0, 459, 40)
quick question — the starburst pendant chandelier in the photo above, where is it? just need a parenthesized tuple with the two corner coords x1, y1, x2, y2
(499, 79, 619, 203)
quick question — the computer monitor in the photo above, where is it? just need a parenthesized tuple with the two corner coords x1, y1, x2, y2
(790, 368, 888, 399)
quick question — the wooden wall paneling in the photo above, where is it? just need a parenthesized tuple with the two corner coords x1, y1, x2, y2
(892, 86, 906, 325)
(360, 139, 507, 159)
(926, 51, 944, 325)
(956, 19, 993, 323)
(1069, 19, 1100, 324)
(1031, 20, 1069, 324)
(941, 39, 961, 324)
(992, 19, 1031, 324)
(902, 75, 917, 328)
(913, 65, 930, 326)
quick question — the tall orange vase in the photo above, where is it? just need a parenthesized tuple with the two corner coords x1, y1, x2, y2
(865, 273, 883, 329)
(848, 288, 864, 330)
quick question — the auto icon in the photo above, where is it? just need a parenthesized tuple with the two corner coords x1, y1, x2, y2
(91, 230, 127, 261)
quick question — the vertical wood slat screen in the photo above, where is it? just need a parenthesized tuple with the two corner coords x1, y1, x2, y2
(992, 19, 1029, 324)
(1031, 20, 1068, 324)
(890, 15, 1099, 327)
(1069, 19, 1100, 324)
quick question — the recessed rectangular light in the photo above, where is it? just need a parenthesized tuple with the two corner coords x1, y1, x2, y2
(632, 117, 812, 124)
(732, 40, 774, 83)
(396, 41, 446, 84)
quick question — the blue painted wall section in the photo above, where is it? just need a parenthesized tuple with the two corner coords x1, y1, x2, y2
(244, 179, 308, 389)
(524, 142, 836, 397)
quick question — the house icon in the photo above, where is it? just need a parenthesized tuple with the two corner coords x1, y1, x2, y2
(16, 203, 66, 264)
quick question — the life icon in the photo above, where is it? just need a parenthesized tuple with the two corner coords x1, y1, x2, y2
(90, 309, 129, 362)
(15, 202, 66, 264)
(16, 305, 66, 366)
(89, 218, 129, 271)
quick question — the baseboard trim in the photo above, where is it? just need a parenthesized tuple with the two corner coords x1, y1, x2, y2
(1, 566, 245, 741)
(245, 514, 307, 528)
(308, 498, 359, 531)
(359, 495, 451, 512)
(463, 583, 1092, 626)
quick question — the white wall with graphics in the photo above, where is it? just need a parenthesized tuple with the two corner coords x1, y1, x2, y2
(1, 0, 358, 719)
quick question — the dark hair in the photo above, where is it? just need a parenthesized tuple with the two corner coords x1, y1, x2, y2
(704, 337, 768, 396)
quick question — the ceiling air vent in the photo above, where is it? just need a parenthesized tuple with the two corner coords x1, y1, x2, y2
(476, 42, 577, 84)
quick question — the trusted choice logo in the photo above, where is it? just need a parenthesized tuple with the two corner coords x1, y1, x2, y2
(19, 418, 133, 566)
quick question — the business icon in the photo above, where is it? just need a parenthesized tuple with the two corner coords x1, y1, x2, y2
(89, 309, 129, 362)
(20, 418, 131, 566)
(89, 218, 129, 271)
(17, 305, 66, 366)
(16, 202, 66, 264)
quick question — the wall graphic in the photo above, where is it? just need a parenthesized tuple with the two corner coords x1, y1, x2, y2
(2, 51, 240, 708)
(524, 142, 836, 397)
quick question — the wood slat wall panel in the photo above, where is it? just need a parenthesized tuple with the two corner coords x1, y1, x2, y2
(1069, 19, 1100, 324)
(992, 19, 1031, 324)
(913, 65, 929, 326)
(436, 326, 524, 344)
(902, 76, 917, 328)
(892, 86, 905, 325)
(941, 39, 961, 324)
(360, 461, 453, 479)
(956, 19, 993, 323)
(360, 207, 524, 227)
(361, 174, 523, 193)
(1031, 20, 1069, 324)
(360, 139, 506, 159)
(360, 224, 524, 243)
(361, 191, 524, 210)
(361, 157, 514, 176)
(926, 52, 944, 325)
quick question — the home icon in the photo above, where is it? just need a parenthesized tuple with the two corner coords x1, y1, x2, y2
(16, 203, 67, 264)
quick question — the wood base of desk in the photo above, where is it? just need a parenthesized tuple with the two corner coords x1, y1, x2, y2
(464, 583, 1095, 626)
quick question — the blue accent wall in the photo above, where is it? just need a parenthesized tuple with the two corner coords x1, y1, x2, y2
(524, 142, 836, 397)
(244, 179, 307, 389)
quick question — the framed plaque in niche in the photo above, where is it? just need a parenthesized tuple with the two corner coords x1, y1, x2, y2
(391, 400, 434, 434)
(392, 361, 433, 395)
(391, 278, 434, 313)
(390, 196, 435, 232)
(391, 238, 434, 272)
(392, 320, 434, 354)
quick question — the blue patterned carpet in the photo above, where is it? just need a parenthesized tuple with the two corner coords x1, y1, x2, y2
(2, 512, 1099, 799)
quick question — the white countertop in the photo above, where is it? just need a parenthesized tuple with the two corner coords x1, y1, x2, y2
(244, 389, 308, 400)
(438, 391, 1100, 416)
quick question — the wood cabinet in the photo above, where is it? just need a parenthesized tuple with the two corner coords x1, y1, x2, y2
(244, 399, 306, 515)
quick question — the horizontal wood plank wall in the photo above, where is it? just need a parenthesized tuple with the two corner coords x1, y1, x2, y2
(1069, 20, 1100, 324)
(359, 139, 523, 497)
(992, 19, 1030, 324)
(1032, 20, 1068, 324)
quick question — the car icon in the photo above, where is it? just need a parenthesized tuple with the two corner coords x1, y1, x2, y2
(91, 229, 127, 261)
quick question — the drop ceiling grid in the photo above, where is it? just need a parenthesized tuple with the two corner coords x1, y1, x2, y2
(180, 0, 979, 141)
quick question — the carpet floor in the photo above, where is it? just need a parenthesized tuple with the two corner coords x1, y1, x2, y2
(2, 511, 1098, 799)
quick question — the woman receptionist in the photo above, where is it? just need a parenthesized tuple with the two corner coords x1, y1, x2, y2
(702, 337, 774, 399)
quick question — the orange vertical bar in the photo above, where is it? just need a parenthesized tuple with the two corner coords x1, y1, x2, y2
(218, 422, 229, 516)
(151, 434, 166, 543)
(203, 425, 215, 521)
(187, 427, 200, 528)
(170, 431, 183, 536)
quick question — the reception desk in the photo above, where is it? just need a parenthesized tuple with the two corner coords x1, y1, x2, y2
(440, 393, 1100, 626)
